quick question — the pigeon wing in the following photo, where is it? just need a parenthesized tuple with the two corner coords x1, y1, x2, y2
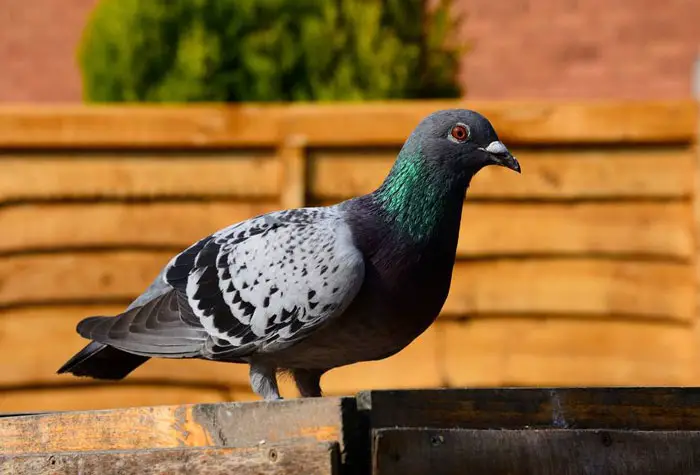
(78, 207, 365, 361)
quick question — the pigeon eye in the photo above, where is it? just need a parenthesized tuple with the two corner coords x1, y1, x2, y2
(449, 124, 470, 143)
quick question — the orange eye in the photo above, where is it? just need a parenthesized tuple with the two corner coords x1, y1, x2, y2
(450, 124, 469, 142)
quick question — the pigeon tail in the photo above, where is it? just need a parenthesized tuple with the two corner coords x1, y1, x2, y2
(57, 341, 149, 380)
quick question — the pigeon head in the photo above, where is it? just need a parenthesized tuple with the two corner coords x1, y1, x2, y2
(372, 109, 520, 241)
(409, 108, 520, 177)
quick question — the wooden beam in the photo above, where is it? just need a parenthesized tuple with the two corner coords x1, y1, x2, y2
(0, 397, 355, 456)
(440, 319, 694, 387)
(309, 148, 695, 200)
(0, 101, 695, 148)
(0, 442, 339, 475)
(0, 153, 281, 203)
(0, 202, 279, 254)
(372, 428, 700, 475)
(279, 135, 308, 210)
(445, 259, 694, 322)
(0, 254, 692, 321)
(358, 387, 700, 430)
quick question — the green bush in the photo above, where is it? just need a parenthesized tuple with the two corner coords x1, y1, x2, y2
(78, 0, 464, 102)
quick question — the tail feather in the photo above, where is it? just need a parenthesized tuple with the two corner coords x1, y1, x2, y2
(57, 341, 149, 380)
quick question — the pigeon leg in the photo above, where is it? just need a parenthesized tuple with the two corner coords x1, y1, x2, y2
(292, 369, 324, 398)
(249, 362, 281, 400)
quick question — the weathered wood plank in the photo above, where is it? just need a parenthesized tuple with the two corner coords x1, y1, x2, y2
(358, 387, 700, 430)
(372, 428, 700, 475)
(279, 135, 308, 209)
(1, 254, 692, 321)
(445, 259, 694, 321)
(309, 148, 695, 200)
(0, 202, 278, 253)
(0, 397, 355, 455)
(0, 385, 229, 414)
(0, 442, 338, 475)
(440, 319, 693, 387)
(0, 102, 694, 148)
(1, 201, 689, 258)
(0, 154, 281, 203)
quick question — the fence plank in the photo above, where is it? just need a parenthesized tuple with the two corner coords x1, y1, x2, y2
(372, 428, 700, 475)
(358, 387, 700, 430)
(0, 397, 353, 455)
(2, 202, 688, 257)
(0, 254, 692, 321)
(310, 149, 695, 200)
(0, 202, 278, 253)
(279, 135, 308, 209)
(0, 442, 339, 475)
(0, 385, 229, 414)
(440, 319, 693, 387)
(445, 259, 694, 321)
(0, 102, 694, 148)
(0, 154, 281, 203)
(457, 202, 692, 258)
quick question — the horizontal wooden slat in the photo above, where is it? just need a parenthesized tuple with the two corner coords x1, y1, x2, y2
(457, 202, 692, 258)
(0, 154, 281, 202)
(0, 385, 228, 414)
(444, 259, 694, 321)
(0, 106, 287, 148)
(0, 202, 278, 253)
(0, 101, 694, 148)
(309, 148, 695, 200)
(0, 443, 338, 475)
(0, 251, 173, 307)
(372, 428, 700, 475)
(0, 397, 351, 455)
(0, 254, 692, 321)
(359, 387, 700, 431)
(441, 319, 694, 386)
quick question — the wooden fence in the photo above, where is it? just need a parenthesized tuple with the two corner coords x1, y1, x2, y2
(0, 101, 697, 413)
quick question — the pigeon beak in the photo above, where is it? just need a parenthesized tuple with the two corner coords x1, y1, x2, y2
(481, 141, 521, 174)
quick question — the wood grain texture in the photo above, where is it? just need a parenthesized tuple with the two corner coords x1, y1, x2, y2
(0, 202, 278, 253)
(310, 148, 695, 200)
(372, 428, 700, 475)
(444, 259, 694, 321)
(284, 101, 697, 146)
(0, 397, 353, 456)
(440, 319, 694, 387)
(457, 202, 693, 258)
(279, 135, 308, 210)
(2, 254, 691, 321)
(0, 385, 229, 414)
(2, 201, 689, 257)
(358, 387, 700, 430)
(0, 106, 287, 148)
(0, 442, 339, 475)
(0, 153, 281, 203)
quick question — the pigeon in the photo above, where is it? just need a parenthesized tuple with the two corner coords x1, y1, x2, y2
(58, 109, 520, 400)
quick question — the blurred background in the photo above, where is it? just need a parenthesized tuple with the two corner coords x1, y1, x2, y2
(0, 0, 699, 413)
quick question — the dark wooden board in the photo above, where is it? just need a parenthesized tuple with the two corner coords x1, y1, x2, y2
(0, 442, 338, 475)
(358, 387, 700, 430)
(372, 428, 700, 475)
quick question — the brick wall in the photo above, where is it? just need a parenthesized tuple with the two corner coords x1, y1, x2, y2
(0, 0, 698, 102)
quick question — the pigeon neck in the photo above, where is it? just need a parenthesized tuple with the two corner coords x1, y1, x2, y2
(374, 144, 469, 243)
